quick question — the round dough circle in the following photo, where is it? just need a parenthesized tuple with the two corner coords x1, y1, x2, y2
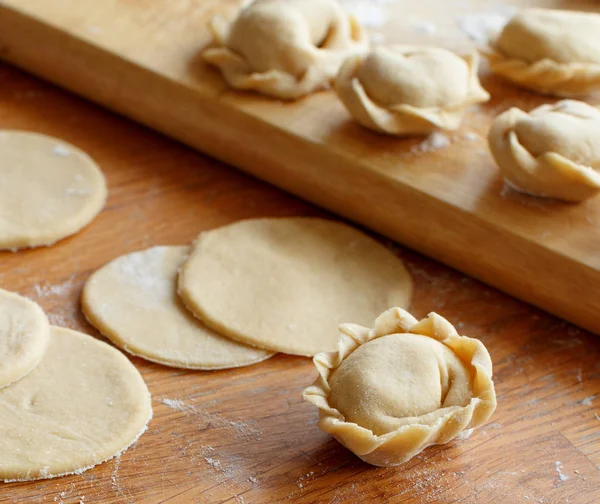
(0, 326, 152, 482)
(0, 131, 107, 250)
(329, 333, 472, 436)
(82, 246, 274, 369)
(178, 218, 413, 356)
(0, 288, 50, 389)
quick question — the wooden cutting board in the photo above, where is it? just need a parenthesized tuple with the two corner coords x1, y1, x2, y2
(1, 44, 600, 504)
(1, 0, 599, 336)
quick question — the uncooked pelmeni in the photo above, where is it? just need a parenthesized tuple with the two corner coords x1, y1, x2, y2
(0, 131, 107, 250)
(203, 0, 368, 99)
(178, 218, 412, 357)
(303, 308, 496, 467)
(487, 9, 600, 96)
(488, 100, 600, 201)
(0, 289, 49, 389)
(0, 327, 152, 482)
(82, 246, 274, 369)
(335, 46, 489, 135)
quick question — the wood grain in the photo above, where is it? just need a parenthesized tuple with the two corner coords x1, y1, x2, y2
(1, 0, 600, 339)
(1, 63, 599, 504)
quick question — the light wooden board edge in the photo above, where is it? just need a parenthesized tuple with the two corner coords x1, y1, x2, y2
(0, 3, 598, 336)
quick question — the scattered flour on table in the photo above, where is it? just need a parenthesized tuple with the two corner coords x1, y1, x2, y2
(27, 275, 79, 329)
(411, 20, 437, 35)
(463, 132, 480, 142)
(53, 482, 85, 504)
(159, 397, 262, 437)
(32, 275, 75, 298)
(555, 461, 569, 482)
(370, 32, 385, 45)
(339, 0, 393, 28)
(456, 7, 516, 45)
(85, 25, 104, 35)
(160, 398, 191, 412)
(110, 454, 122, 494)
(412, 132, 451, 153)
(579, 395, 596, 406)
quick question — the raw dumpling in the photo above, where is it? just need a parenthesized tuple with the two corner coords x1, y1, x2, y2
(203, 0, 368, 99)
(487, 9, 600, 96)
(488, 100, 600, 201)
(334, 46, 489, 135)
(303, 308, 496, 467)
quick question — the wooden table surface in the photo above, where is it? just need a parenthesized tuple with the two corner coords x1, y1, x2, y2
(1, 62, 599, 504)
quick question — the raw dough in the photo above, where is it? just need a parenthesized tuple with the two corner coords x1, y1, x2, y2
(83, 246, 273, 369)
(487, 9, 600, 96)
(0, 131, 107, 250)
(178, 218, 412, 357)
(203, 0, 368, 99)
(303, 308, 496, 467)
(0, 326, 152, 482)
(488, 100, 600, 201)
(335, 46, 489, 135)
(0, 289, 49, 389)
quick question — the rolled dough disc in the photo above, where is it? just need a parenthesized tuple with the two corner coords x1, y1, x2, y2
(0, 131, 107, 250)
(82, 246, 274, 369)
(178, 218, 413, 356)
(0, 326, 152, 482)
(0, 288, 50, 389)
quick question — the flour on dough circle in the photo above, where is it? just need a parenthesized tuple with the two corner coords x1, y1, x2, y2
(82, 246, 274, 369)
(0, 131, 107, 250)
(0, 327, 152, 482)
(178, 218, 413, 357)
(0, 288, 50, 389)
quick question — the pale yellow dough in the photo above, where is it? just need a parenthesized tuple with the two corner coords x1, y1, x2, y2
(0, 327, 152, 482)
(335, 46, 489, 135)
(82, 246, 274, 369)
(0, 131, 107, 250)
(303, 308, 496, 467)
(178, 218, 412, 357)
(488, 100, 600, 201)
(487, 9, 600, 96)
(203, 0, 368, 99)
(0, 289, 49, 389)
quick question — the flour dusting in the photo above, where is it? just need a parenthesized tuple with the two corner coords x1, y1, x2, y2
(411, 20, 437, 35)
(412, 132, 451, 153)
(159, 397, 262, 438)
(160, 397, 191, 412)
(457, 9, 515, 45)
(555, 461, 569, 482)
(463, 132, 480, 142)
(52, 144, 71, 157)
(579, 395, 595, 406)
(117, 247, 172, 302)
(339, 0, 393, 28)
(32, 275, 75, 298)
(27, 275, 78, 329)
